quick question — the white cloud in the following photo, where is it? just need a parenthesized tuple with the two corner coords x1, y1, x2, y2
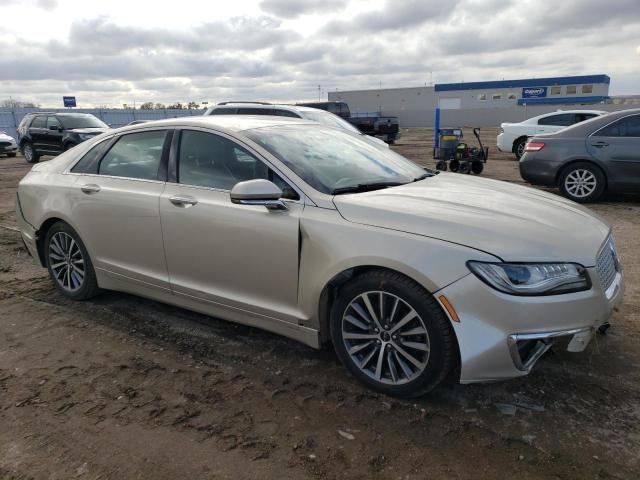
(0, 0, 638, 107)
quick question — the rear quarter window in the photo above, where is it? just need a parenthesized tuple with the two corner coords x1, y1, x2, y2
(71, 139, 112, 174)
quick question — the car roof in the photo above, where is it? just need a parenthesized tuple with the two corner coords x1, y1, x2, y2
(114, 115, 316, 134)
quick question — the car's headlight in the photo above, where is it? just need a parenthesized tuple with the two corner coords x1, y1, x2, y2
(467, 261, 590, 296)
(78, 133, 95, 140)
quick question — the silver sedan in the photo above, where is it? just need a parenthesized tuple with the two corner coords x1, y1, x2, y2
(16, 116, 624, 397)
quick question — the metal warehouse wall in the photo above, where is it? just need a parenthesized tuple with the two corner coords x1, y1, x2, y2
(0, 108, 205, 141)
(327, 90, 632, 127)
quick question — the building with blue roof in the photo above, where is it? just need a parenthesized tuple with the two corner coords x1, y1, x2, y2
(329, 74, 614, 127)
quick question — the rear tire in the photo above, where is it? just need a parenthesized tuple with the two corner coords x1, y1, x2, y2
(44, 222, 100, 300)
(514, 137, 527, 160)
(471, 161, 484, 175)
(458, 161, 471, 174)
(22, 143, 39, 164)
(558, 162, 605, 203)
(330, 270, 457, 398)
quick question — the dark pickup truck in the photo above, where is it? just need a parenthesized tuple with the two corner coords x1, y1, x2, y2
(297, 101, 401, 144)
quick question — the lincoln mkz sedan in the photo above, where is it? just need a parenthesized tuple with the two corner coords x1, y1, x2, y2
(16, 116, 624, 397)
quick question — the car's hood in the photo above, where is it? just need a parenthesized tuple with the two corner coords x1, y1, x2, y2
(68, 128, 109, 134)
(0, 133, 15, 142)
(333, 173, 610, 266)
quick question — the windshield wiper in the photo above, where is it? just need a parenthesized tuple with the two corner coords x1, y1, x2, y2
(413, 169, 439, 181)
(331, 181, 406, 195)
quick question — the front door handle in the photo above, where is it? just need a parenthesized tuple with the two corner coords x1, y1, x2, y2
(591, 141, 609, 148)
(169, 195, 198, 207)
(81, 184, 101, 194)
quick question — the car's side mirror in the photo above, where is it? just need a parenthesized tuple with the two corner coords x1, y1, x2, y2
(230, 179, 287, 211)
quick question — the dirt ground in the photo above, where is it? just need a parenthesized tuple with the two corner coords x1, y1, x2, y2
(1, 128, 639, 480)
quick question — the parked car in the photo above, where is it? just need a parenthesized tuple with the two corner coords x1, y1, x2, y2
(498, 110, 606, 159)
(0, 130, 18, 157)
(17, 112, 110, 163)
(298, 101, 401, 144)
(520, 109, 640, 202)
(204, 102, 389, 148)
(16, 116, 623, 397)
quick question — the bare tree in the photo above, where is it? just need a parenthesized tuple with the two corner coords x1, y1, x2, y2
(154, 103, 166, 110)
(187, 101, 200, 110)
(139, 102, 154, 110)
(167, 102, 184, 110)
(1, 98, 39, 108)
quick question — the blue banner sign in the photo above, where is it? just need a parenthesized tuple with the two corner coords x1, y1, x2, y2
(522, 87, 547, 99)
(63, 96, 77, 107)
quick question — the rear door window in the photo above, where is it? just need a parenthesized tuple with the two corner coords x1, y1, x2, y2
(47, 117, 62, 130)
(209, 108, 237, 115)
(236, 108, 272, 115)
(273, 109, 300, 118)
(31, 116, 47, 128)
(98, 130, 167, 180)
(537, 114, 576, 126)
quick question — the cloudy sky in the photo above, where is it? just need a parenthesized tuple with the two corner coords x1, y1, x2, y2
(1, 0, 639, 107)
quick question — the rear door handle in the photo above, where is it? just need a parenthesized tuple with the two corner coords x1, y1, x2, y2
(169, 195, 198, 207)
(591, 141, 609, 148)
(81, 184, 101, 194)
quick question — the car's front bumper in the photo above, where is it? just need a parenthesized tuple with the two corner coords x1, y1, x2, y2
(1, 143, 18, 154)
(438, 265, 624, 383)
(496, 133, 511, 152)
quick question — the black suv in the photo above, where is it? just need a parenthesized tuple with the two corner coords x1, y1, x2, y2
(17, 112, 109, 163)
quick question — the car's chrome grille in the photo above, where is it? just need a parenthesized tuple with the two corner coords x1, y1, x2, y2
(596, 236, 619, 291)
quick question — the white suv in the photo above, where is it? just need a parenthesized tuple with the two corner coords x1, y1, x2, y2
(497, 110, 606, 159)
(204, 102, 389, 148)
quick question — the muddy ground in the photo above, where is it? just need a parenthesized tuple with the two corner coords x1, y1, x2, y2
(0, 128, 639, 480)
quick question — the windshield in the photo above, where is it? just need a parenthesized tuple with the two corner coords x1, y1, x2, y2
(60, 116, 108, 130)
(301, 110, 361, 134)
(244, 125, 426, 194)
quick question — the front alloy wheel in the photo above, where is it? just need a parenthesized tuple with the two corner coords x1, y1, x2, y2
(341, 291, 430, 385)
(23, 143, 39, 164)
(330, 270, 456, 398)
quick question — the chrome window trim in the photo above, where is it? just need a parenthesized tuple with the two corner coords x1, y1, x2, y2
(62, 171, 167, 185)
(590, 113, 640, 138)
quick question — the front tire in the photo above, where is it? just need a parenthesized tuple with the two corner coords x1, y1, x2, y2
(22, 143, 40, 164)
(44, 222, 100, 300)
(558, 162, 605, 203)
(330, 270, 457, 398)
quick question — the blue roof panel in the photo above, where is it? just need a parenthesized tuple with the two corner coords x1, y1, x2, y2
(435, 75, 610, 92)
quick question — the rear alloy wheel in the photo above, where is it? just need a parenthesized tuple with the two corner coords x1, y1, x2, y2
(514, 138, 527, 160)
(45, 222, 100, 300)
(22, 143, 39, 164)
(330, 270, 456, 398)
(558, 162, 605, 203)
